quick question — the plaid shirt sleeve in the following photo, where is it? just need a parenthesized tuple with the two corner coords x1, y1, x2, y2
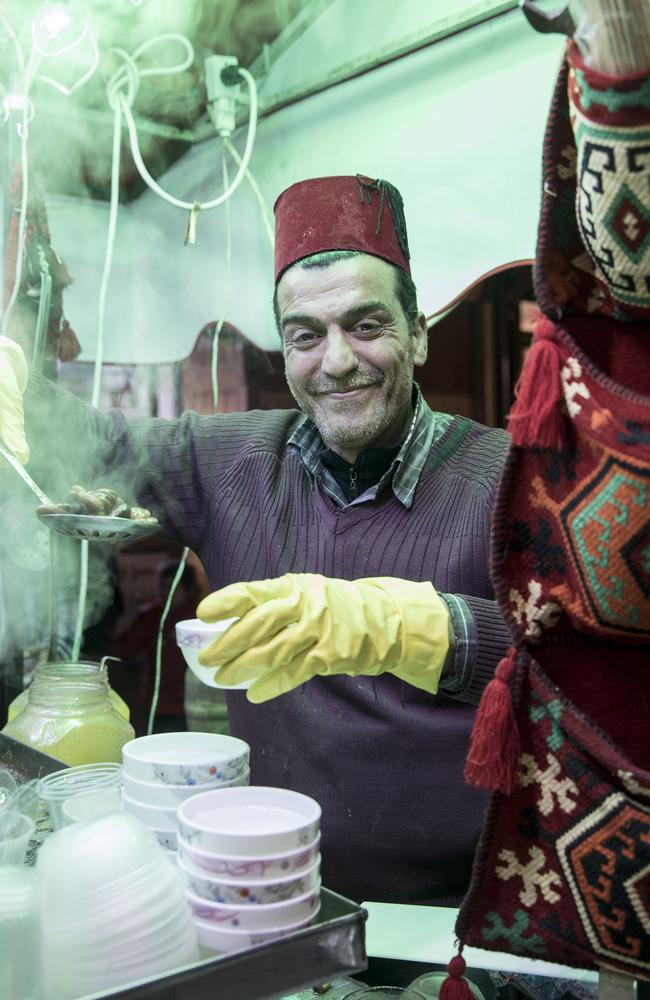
(438, 593, 477, 695)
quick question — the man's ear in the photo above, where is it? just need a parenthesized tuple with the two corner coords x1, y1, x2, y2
(412, 312, 428, 367)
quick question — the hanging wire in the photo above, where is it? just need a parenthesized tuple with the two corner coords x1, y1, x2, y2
(92, 96, 123, 409)
(0, 12, 24, 71)
(70, 81, 124, 664)
(116, 55, 258, 212)
(146, 150, 234, 735)
(146, 547, 189, 736)
(222, 137, 274, 250)
(70, 539, 88, 661)
(211, 150, 233, 408)
(35, 25, 100, 97)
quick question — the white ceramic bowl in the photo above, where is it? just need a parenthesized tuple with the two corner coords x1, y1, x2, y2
(187, 882, 320, 930)
(177, 786, 321, 857)
(122, 793, 179, 829)
(175, 617, 250, 689)
(147, 827, 178, 851)
(122, 769, 250, 807)
(178, 851, 321, 905)
(122, 732, 250, 785)
(178, 832, 321, 880)
(194, 908, 319, 954)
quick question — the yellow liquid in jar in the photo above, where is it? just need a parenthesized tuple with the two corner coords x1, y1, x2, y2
(2, 709, 134, 765)
(44, 719, 131, 765)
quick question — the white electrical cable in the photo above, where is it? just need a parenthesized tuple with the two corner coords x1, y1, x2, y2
(70, 86, 124, 664)
(0, 13, 24, 69)
(146, 547, 189, 736)
(211, 150, 233, 409)
(71, 33, 193, 667)
(118, 64, 258, 212)
(146, 149, 234, 734)
(70, 538, 88, 661)
(91, 100, 123, 408)
(222, 136, 274, 249)
(35, 28, 100, 98)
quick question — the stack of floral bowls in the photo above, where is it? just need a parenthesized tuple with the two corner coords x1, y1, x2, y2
(177, 786, 322, 953)
(120, 732, 250, 855)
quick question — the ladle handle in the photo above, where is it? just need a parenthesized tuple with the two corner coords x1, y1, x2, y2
(0, 441, 53, 507)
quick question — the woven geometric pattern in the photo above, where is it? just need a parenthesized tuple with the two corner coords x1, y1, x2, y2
(557, 792, 650, 970)
(458, 43, 650, 979)
(535, 43, 650, 323)
(496, 330, 650, 645)
(559, 454, 650, 636)
(572, 111, 650, 313)
(458, 661, 650, 976)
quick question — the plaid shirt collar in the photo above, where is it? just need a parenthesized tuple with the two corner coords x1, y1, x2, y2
(287, 385, 448, 509)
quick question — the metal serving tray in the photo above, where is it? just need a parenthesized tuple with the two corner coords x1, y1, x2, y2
(0, 735, 368, 1000)
(82, 888, 367, 1000)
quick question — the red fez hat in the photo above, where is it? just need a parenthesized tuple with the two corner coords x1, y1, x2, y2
(273, 174, 411, 282)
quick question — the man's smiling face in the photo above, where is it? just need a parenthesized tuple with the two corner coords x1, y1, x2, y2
(277, 255, 428, 463)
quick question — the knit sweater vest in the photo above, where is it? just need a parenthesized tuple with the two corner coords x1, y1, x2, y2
(25, 381, 510, 904)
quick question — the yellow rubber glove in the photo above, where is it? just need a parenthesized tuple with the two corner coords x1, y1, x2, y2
(0, 335, 29, 465)
(196, 573, 451, 703)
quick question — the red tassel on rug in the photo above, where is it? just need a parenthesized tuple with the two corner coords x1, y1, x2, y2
(464, 648, 519, 794)
(507, 316, 566, 449)
(439, 953, 473, 1000)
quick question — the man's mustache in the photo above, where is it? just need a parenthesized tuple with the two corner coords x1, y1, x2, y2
(306, 371, 384, 395)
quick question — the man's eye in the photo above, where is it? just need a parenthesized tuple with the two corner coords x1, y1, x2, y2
(352, 321, 383, 334)
(290, 331, 320, 347)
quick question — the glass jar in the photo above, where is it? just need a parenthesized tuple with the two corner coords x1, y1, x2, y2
(1, 662, 135, 765)
(6, 661, 131, 723)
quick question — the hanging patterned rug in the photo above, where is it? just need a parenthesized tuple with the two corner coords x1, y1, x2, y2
(452, 41, 650, 981)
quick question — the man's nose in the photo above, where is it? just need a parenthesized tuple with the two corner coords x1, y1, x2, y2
(320, 329, 357, 377)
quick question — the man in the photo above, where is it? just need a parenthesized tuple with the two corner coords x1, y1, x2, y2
(0, 174, 510, 904)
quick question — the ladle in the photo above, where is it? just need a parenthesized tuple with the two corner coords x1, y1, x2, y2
(0, 440, 52, 506)
(0, 441, 160, 543)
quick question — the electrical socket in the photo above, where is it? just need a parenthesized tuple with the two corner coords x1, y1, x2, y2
(204, 54, 241, 138)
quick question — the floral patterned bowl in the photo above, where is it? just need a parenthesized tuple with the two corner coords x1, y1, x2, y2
(175, 618, 250, 689)
(121, 732, 250, 785)
(152, 827, 178, 852)
(122, 769, 249, 808)
(187, 882, 320, 930)
(177, 833, 321, 881)
(177, 786, 321, 857)
(177, 851, 321, 905)
(193, 907, 320, 953)
(122, 792, 180, 829)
